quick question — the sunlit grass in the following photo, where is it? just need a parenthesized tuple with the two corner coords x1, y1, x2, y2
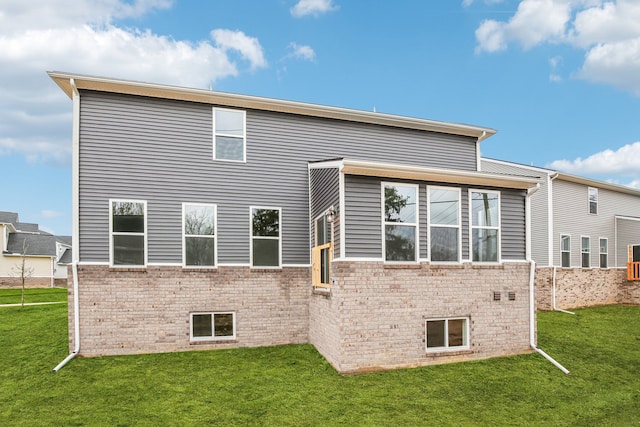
(0, 294, 638, 426)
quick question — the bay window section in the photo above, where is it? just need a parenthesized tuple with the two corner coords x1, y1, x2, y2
(110, 200, 146, 266)
(251, 207, 281, 268)
(183, 203, 216, 267)
(383, 183, 418, 262)
(582, 236, 591, 268)
(428, 187, 460, 262)
(213, 108, 246, 162)
(471, 191, 500, 262)
(599, 238, 608, 268)
(560, 235, 571, 267)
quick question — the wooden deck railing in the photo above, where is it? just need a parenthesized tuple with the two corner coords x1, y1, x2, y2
(628, 262, 640, 281)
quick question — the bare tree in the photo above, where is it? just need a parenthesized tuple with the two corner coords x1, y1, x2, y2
(11, 240, 34, 307)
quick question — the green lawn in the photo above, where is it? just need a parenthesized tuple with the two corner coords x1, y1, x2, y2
(0, 287, 67, 305)
(1, 295, 638, 426)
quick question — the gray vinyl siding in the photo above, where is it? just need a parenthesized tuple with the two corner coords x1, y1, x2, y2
(481, 159, 549, 265)
(343, 175, 526, 260)
(500, 189, 527, 260)
(79, 91, 480, 264)
(616, 218, 640, 267)
(309, 167, 340, 254)
(552, 179, 640, 268)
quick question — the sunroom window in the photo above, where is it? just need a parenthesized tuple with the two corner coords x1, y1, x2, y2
(471, 191, 500, 262)
(383, 183, 418, 262)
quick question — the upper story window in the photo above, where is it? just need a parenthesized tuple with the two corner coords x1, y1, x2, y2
(560, 234, 571, 267)
(110, 200, 146, 266)
(183, 203, 216, 268)
(251, 207, 281, 268)
(581, 236, 591, 268)
(428, 186, 460, 262)
(213, 108, 246, 162)
(383, 183, 418, 262)
(470, 190, 500, 262)
(588, 187, 598, 214)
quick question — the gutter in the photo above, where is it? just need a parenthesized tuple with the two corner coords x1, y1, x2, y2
(526, 185, 570, 374)
(53, 78, 81, 373)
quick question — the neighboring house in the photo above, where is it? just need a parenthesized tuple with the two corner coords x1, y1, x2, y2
(50, 71, 543, 374)
(481, 159, 640, 309)
(0, 211, 72, 287)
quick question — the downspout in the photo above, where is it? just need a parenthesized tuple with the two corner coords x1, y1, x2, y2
(526, 184, 570, 374)
(53, 78, 81, 373)
(552, 266, 575, 315)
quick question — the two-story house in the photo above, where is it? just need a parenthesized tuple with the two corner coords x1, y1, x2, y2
(482, 159, 640, 309)
(50, 71, 543, 373)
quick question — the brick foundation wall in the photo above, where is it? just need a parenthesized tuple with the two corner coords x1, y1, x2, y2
(0, 276, 53, 288)
(309, 261, 534, 374)
(68, 265, 310, 356)
(535, 267, 638, 310)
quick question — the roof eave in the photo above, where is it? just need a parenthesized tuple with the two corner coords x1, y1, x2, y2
(48, 71, 497, 140)
(341, 159, 540, 189)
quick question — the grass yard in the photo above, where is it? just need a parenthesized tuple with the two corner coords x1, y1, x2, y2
(0, 287, 67, 305)
(0, 294, 638, 426)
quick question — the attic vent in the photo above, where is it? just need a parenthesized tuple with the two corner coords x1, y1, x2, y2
(508, 291, 516, 301)
(493, 291, 501, 301)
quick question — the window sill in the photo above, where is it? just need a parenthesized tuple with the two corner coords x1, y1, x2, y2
(424, 348, 472, 357)
(312, 287, 331, 297)
(108, 266, 147, 272)
(384, 263, 421, 269)
(190, 339, 237, 345)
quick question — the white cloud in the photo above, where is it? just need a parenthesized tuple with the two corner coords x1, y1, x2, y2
(41, 210, 64, 219)
(0, 1, 267, 165)
(288, 43, 316, 61)
(547, 141, 640, 176)
(474, 0, 640, 96)
(291, 0, 338, 17)
(211, 29, 267, 70)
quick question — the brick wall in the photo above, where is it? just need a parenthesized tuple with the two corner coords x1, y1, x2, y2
(535, 267, 638, 310)
(68, 265, 310, 356)
(309, 261, 534, 374)
(0, 276, 52, 288)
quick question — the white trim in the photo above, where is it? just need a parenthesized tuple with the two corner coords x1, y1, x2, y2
(109, 199, 147, 268)
(339, 166, 346, 260)
(182, 203, 217, 268)
(427, 185, 462, 263)
(308, 160, 343, 170)
(382, 181, 420, 264)
(547, 173, 556, 267)
(71, 79, 80, 264)
(469, 189, 501, 263)
(189, 311, 236, 342)
(332, 256, 384, 262)
(425, 317, 470, 352)
(212, 107, 246, 163)
(147, 262, 182, 267)
(249, 206, 282, 269)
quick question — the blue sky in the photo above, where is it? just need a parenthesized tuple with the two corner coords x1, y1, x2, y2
(1, 0, 639, 236)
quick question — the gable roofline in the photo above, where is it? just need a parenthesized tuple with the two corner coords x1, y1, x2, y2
(48, 71, 496, 141)
(313, 158, 540, 189)
(482, 157, 640, 197)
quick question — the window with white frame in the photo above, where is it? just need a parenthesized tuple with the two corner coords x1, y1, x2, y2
(471, 191, 500, 262)
(383, 183, 418, 262)
(190, 312, 235, 341)
(183, 203, 216, 267)
(110, 200, 146, 266)
(213, 108, 246, 162)
(588, 187, 598, 214)
(560, 234, 571, 267)
(251, 207, 281, 267)
(599, 238, 608, 269)
(425, 318, 469, 351)
(428, 186, 460, 262)
(581, 236, 591, 268)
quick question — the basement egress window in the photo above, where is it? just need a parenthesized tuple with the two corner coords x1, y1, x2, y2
(425, 318, 469, 351)
(190, 312, 236, 341)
